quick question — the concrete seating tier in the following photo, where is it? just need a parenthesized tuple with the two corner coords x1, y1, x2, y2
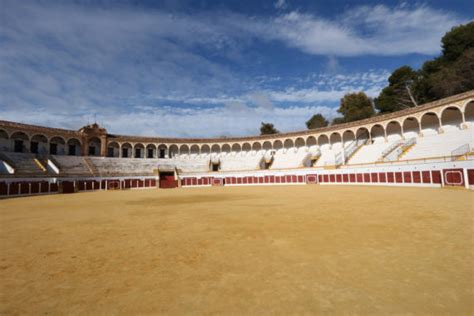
(401, 128, 473, 160)
(52, 155, 92, 176)
(271, 148, 309, 169)
(349, 138, 397, 164)
(87, 157, 157, 176)
(220, 153, 263, 171)
(0, 152, 45, 175)
(315, 145, 336, 167)
(172, 157, 210, 173)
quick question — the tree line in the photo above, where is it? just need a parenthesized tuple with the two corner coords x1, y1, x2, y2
(260, 21, 474, 135)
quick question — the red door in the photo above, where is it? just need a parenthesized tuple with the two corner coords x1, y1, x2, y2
(160, 173, 178, 188)
(443, 169, 464, 187)
(62, 181, 75, 194)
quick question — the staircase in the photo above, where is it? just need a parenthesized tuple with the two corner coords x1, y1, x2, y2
(378, 140, 403, 162)
(398, 138, 417, 160)
(345, 138, 368, 163)
(33, 158, 47, 172)
(83, 157, 99, 176)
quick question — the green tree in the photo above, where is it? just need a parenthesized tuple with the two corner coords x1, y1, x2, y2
(306, 114, 328, 129)
(376, 22, 474, 109)
(374, 66, 419, 113)
(428, 48, 474, 98)
(337, 92, 375, 123)
(441, 22, 474, 62)
(260, 122, 279, 135)
(331, 117, 345, 126)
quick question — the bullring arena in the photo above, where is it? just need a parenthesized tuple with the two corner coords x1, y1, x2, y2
(1, 91, 474, 314)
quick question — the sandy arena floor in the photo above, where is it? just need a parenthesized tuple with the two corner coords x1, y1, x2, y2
(0, 185, 473, 314)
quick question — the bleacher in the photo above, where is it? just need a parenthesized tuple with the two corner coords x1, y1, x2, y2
(400, 128, 473, 161)
(220, 152, 262, 171)
(0, 126, 472, 178)
(271, 148, 308, 169)
(349, 138, 396, 164)
(52, 155, 92, 176)
(314, 145, 336, 167)
(173, 157, 210, 173)
(0, 152, 46, 176)
(86, 157, 156, 176)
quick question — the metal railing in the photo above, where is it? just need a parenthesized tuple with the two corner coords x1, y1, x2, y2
(379, 140, 403, 160)
(344, 137, 368, 162)
(335, 152, 343, 166)
(383, 137, 416, 162)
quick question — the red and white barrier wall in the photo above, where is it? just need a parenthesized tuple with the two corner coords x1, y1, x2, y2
(182, 160, 474, 190)
(0, 177, 158, 198)
(1, 161, 473, 198)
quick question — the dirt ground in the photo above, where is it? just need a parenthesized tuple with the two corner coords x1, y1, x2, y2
(0, 185, 473, 315)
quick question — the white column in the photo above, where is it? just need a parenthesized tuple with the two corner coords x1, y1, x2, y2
(463, 168, 469, 189)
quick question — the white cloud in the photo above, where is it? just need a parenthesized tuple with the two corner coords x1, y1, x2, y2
(248, 92, 274, 109)
(0, 1, 466, 137)
(1, 103, 339, 138)
(274, 0, 287, 10)
(325, 56, 341, 74)
(256, 5, 465, 56)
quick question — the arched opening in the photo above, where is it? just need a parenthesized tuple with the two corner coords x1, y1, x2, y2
(169, 145, 179, 158)
(465, 101, 474, 126)
(10, 132, 29, 153)
(318, 135, 329, 149)
(30, 134, 48, 154)
(295, 137, 306, 151)
(306, 136, 317, 148)
(121, 143, 133, 158)
(158, 144, 168, 158)
(211, 144, 220, 154)
(67, 138, 82, 156)
(441, 107, 463, 131)
(242, 143, 251, 154)
(179, 144, 189, 157)
(283, 139, 294, 151)
(134, 143, 145, 158)
(146, 144, 156, 158)
(355, 128, 369, 141)
(88, 137, 101, 156)
(402, 117, 420, 138)
(0, 129, 9, 152)
(200, 144, 210, 156)
(329, 133, 342, 149)
(221, 144, 231, 156)
(107, 142, 120, 157)
(252, 142, 262, 153)
(50, 136, 66, 155)
(273, 140, 283, 150)
(231, 143, 241, 154)
(262, 141, 272, 151)
(370, 125, 385, 143)
(385, 121, 402, 141)
(420, 112, 440, 135)
(342, 130, 355, 147)
(190, 144, 200, 156)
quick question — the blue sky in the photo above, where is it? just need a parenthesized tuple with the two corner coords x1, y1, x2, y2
(1, 0, 472, 137)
